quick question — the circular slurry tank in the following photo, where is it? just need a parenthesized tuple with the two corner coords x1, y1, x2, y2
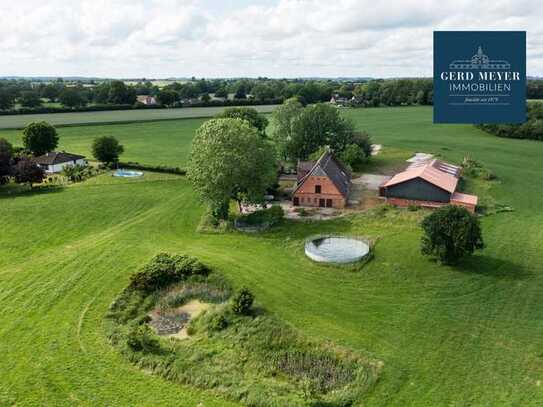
(305, 236, 370, 264)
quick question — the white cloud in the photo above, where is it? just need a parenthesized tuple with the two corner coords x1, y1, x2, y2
(0, 0, 541, 77)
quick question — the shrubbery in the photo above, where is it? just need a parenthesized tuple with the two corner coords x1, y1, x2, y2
(231, 287, 254, 315)
(126, 324, 160, 352)
(477, 102, 543, 141)
(117, 161, 186, 175)
(238, 205, 284, 227)
(129, 253, 210, 292)
(462, 156, 496, 180)
(62, 164, 98, 183)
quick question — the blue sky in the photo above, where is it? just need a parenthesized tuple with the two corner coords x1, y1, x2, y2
(0, 0, 541, 78)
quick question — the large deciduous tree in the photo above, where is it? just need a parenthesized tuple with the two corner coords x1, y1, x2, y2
(91, 136, 124, 165)
(108, 81, 136, 105)
(0, 88, 15, 110)
(187, 118, 276, 220)
(421, 205, 484, 264)
(22, 121, 59, 156)
(286, 103, 354, 161)
(14, 157, 44, 188)
(215, 107, 269, 137)
(271, 97, 304, 160)
(19, 91, 42, 108)
(0, 138, 13, 184)
(157, 89, 178, 107)
(59, 88, 86, 107)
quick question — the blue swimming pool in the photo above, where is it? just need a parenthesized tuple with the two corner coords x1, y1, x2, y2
(113, 169, 144, 178)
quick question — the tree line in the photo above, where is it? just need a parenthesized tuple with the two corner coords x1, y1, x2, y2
(0, 78, 344, 113)
(2, 77, 543, 114)
(477, 102, 543, 141)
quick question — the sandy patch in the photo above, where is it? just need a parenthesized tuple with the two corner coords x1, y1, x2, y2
(351, 174, 392, 191)
(172, 300, 211, 339)
(150, 300, 211, 340)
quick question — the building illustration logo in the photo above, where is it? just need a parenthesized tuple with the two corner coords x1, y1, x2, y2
(433, 31, 526, 124)
(449, 46, 510, 70)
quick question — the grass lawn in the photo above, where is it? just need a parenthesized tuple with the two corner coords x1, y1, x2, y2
(1, 106, 543, 405)
(0, 104, 277, 130)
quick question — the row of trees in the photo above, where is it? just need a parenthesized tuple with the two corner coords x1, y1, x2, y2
(0, 78, 342, 111)
(2, 77, 543, 112)
(0, 80, 139, 109)
(477, 102, 543, 141)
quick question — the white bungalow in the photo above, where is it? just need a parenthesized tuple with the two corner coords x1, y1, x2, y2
(33, 151, 87, 173)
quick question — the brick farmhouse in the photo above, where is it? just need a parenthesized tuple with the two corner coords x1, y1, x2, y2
(292, 151, 351, 209)
(379, 159, 478, 213)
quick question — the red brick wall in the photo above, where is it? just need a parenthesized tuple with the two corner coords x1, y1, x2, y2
(293, 175, 346, 208)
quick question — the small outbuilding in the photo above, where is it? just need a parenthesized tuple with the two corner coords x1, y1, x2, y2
(379, 159, 478, 213)
(292, 151, 351, 209)
(33, 151, 87, 174)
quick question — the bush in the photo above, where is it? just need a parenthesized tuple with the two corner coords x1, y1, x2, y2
(62, 164, 95, 183)
(231, 287, 254, 315)
(421, 205, 484, 264)
(238, 205, 284, 227)
(129, 253, 210, 292)
(117, 161, 186, 175)
(462, 156, 496, 180)
(14, 157, 45, 187)
(407, 204, 419, 211)
(208, 313, 228, 332)
(127, 324, 160, 352)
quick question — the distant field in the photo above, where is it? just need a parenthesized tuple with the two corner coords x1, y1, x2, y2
(0, 104, 277, 129)
(2, 118, 206, 168)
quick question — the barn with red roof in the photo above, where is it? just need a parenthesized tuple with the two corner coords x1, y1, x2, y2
(379, 159, 478, 213)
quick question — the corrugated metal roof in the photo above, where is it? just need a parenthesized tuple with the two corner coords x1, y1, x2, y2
(451, 192, 478, 205)
(382, 160, 459, 193)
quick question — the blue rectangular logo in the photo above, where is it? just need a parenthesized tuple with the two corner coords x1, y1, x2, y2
(433, 31, 526, 123)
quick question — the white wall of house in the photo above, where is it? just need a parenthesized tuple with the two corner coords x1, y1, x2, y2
(44, 159, 87, 173)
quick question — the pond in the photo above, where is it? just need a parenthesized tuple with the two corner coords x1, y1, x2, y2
(305, 236, 370, 264)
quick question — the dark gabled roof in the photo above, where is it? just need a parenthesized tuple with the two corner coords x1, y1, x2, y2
(33, 151, 86, 165)
(294, 151, 351, 197)
(296, 160, 315, 182)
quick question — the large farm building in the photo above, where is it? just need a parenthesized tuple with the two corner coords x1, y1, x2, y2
(379, 159, 478, 213)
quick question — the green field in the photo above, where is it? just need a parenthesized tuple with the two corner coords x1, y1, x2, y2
(1, 106, 542, 406)
(2, 119, 206, 168)
(0, 104, 277, 130)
